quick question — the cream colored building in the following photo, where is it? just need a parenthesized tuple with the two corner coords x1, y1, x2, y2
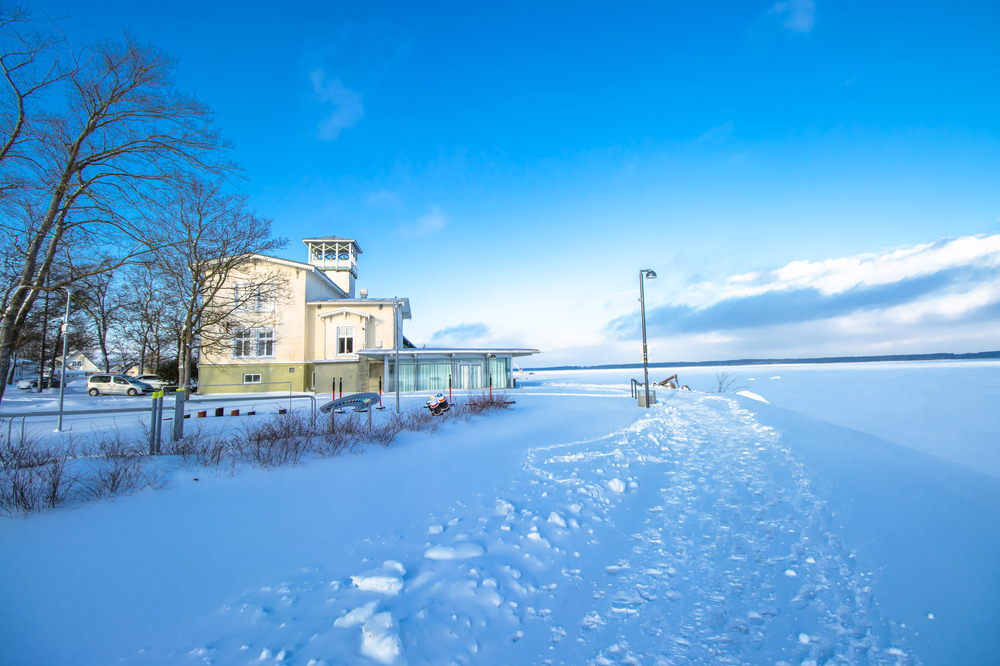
(198, 235, 538, 395)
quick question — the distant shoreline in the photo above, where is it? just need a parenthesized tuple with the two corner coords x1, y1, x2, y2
(526, 350, 1000, 372)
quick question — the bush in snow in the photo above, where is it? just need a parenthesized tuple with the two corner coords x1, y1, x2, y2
(454, 391, 512, 416)
(75, 430, 165, 502)
(162, 428, 229, 467)
(0, 433, 75, 514)
(0, 429, 164, 515)
(233, 412, 315, 468)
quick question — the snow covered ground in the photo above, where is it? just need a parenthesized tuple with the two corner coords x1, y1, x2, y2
(1, 361, 998, 665)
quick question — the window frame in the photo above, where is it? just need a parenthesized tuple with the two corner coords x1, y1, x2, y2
(232, 327, 276, 359)
(336, 325, 355, 355)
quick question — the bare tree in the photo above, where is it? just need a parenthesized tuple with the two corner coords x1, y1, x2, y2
(142, 177, 286, 396)
(107, 262, 176, 375)
(715, 371, 744, 394)
(72, 268, 118, 373)
(0, 6, 69, 201)
(0, 15, 232, 403)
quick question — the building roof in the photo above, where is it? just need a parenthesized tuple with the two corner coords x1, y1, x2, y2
(358, 348, 540, 359)
(308, 298, 412, 319)
(241, 254, 349, 298)
(317, 307, 374, 320)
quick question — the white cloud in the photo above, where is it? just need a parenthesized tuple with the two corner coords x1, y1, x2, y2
(680, 234, 1000, 307)
(398, 206, 447, 238)
(310, 69, 364, 140)
(770, 0, 816, 33)
(880, 280, 1000, 324)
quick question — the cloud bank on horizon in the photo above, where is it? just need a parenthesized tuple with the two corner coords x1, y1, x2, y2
(606, 234, 1000, 361)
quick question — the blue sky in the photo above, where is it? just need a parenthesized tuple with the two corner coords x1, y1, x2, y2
(34, 0, 1000, 365)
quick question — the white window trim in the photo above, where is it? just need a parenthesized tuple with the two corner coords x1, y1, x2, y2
(243, 373, 262, 384)
(232, 327, 276, 359)
(336, 325, 356, 356)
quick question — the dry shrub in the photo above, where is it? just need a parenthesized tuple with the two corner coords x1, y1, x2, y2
(162, 428, 230, 467)
(232, 412, 315, 468)
(77, 455, 149, 501)
(455, 391, 512, 416)
(1, 428, 165, 514)
(76, 430, 164, 502)
(0, 459, 74, 514)
(0, 432, 75, 514)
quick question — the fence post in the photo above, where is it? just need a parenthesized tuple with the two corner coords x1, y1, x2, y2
(172, 388, 185, 442)
(149, 391, 159, 455)
(155, 391, 164, 454)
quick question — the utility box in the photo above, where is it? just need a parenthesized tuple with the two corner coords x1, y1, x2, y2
(638, 390, 657, 407)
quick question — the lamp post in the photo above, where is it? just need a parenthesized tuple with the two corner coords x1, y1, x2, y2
(394, 299, 402, 413)
(639, 269, 656, 408)
(56, 289, 72, 431)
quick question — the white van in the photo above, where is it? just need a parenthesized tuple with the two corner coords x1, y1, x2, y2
(86, 374, 154, 397)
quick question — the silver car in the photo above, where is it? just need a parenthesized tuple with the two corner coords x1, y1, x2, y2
(135, 374, 166, 390)
(86, 374, 154, 397)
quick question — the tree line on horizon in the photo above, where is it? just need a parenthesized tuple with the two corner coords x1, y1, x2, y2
(0, 6, 286, 403)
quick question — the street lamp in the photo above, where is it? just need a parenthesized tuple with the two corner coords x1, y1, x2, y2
(56, 288, 72, 431)
(639, 269, 656, 408)
(393, 299, 403, 413)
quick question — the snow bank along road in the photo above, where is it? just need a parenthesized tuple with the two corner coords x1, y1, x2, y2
(1, 377, 998, 665)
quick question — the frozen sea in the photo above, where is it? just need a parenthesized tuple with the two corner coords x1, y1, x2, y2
(527, 359, 1000, 479)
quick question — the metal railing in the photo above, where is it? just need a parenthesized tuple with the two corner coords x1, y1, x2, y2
(2, 405, 154, 442)
(1, 386, 319, 455)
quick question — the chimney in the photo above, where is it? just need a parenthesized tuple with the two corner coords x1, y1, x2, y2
(359, 288, 368, 299)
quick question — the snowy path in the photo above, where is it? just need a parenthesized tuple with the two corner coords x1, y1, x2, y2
(142, 392, 910, 665)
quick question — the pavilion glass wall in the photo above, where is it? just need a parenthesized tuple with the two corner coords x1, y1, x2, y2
(386, 356, 510, 392)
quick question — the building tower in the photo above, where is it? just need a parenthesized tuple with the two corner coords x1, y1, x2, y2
(303, 235, 362, 298)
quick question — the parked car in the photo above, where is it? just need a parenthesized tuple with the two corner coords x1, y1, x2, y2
(17, 375, 61, 389)
(86, 374, 154, 396)
(135, 374, 166, 390)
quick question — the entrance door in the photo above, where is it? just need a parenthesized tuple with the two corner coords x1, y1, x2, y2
(457, 362, 483, 389)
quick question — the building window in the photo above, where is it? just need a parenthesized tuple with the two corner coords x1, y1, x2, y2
(337, 326, 354, 354)
(243, 373, 261, 384)
(234, 283, 274, 313)
(233, 328, 275, 358)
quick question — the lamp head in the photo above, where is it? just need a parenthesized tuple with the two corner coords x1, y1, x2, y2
(642, 269, 657, 279)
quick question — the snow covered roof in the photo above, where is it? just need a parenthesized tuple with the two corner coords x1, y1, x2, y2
(317, 307, 374, 320)
(358, 347, 540, 359)
(309, 298, 412, 319)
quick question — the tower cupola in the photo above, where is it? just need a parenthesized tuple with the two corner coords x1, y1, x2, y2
(304, 235, 362, 297)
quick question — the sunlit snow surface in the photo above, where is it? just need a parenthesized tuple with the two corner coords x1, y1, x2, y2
(1, 361, 998, 665)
